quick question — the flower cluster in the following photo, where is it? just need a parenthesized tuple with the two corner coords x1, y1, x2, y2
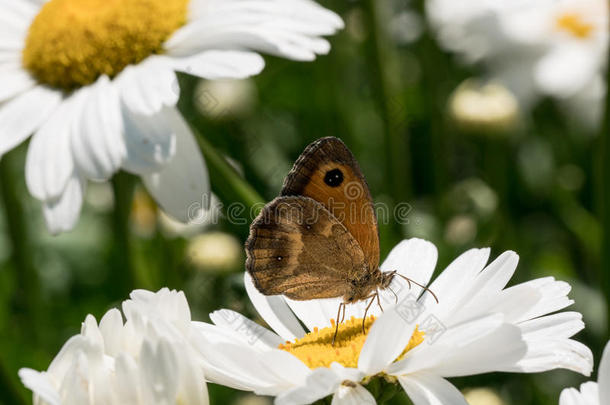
(426, 0, 608, 126)
(19, 289, 209, 405)
(21, 239, 597, 405)
(0, 0, 343, 233)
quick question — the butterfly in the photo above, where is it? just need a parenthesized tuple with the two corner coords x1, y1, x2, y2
(245, 137, 436, 343)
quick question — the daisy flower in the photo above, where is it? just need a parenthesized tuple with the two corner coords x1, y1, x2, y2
(560, 340, 609, 405)
(194, 238, 593, 404)
(19, 288, 209, 405)
(1, 0, 344, 233)
(426, 0, 608, 126)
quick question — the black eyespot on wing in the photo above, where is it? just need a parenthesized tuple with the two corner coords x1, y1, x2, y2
(324, 168, 344, 187)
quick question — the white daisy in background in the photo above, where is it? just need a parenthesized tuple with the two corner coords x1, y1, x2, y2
(1, 0, 344, 233)
(19, 288, 209, 404)
(193, 238, 593, 404)
(560, 340, 609, 405)
(426, 0, 608, 128)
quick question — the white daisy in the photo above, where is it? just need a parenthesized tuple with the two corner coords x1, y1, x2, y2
(193, 238, 593, 404)
(1, 0, 344, 233)
(19, 288, 209, 405)
(560, 340, 610, 405)
(426, 0, 608, 126)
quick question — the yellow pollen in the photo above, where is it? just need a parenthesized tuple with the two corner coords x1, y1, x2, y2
(556, 13, 594, 39)
(22, 0, 189, 91)
(278, 316, 424, 369)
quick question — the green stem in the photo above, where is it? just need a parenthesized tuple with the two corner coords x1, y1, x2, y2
(598, 15, 610, 343)
(0, 151, 41, 340)
(363, 0, 411, 204)
(111, 172, 137, 297)
(192, 129, 265, 211)
(0, 356, 26, 405)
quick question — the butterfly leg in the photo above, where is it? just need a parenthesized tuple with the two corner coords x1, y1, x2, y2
(362, 294, 376, 333)
(340, 302, 347, 324)
(376, 289, 384, 312)
(388, 286, 398, 304)
(332, 303, 344, 346)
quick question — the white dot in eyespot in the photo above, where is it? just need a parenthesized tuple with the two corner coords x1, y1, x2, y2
(277, 256, 283, 261)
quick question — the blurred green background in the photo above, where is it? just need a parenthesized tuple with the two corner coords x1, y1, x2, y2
(0, 1, 607, 404)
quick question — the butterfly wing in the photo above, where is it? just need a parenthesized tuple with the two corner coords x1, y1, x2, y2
(245, 196, 369, 300)
(281, 137, 380, 268)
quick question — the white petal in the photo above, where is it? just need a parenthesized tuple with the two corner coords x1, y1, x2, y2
(284, 298, 339, 331)
(535, 45, 601, 98)
(244, 272, 306, 341)
(169, 50, 265, 79)
(380, 238, 438, 299)
(506, 277, 574, 322)
(358, 306, 417, 375)
(519, 312, 584, 340)
(510, 338, 593, 376)
(140, 339, 179, 403)
(275, 367, 340, 405)
(599, 340, 610, 403)
(425, 248, 490, 306)
(473, 285, 541, 325)
(398, 372, 467, 405)
(195, 340, 304, 395)
(210, 309, 283, 349)
(98, 308, 124, 357)
(331, 383, 375, 405)
(42, 175, 86, 234)
(166, 0, 343, 60)
(387, 314, 505, 376)
(26, 95, 79, 201)
(120, 107, 177, 175)
(142, 109, 209, 223)
(176, 349, 209, 405)
(114, 354, 140, 404)
(427, 324, 526, 377)
(559, 382, 599, 405)
(0, 85, 61, 156)
(117, 58, 179, 116)
(446, 251, 520, 323)
(72, 76, 125, 181)
(0, 66, 35, 102)
(0, 0, 36, 36)
(18, 369, 61, 405)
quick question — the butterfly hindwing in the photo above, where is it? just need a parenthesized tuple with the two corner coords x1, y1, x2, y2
(245, 196, 369, 300)
(280, 137, 380, 269)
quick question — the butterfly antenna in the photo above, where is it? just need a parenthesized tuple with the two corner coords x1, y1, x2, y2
(362, 295, 375, 334)
(332, 303, 344, 346)
(395, 273, 439, 304)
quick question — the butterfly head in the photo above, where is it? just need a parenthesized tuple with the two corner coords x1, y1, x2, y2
(380, 270, 396, 290)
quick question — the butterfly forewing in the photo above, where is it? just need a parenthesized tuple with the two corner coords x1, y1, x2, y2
(245, 196, 370, 300)
(281, 137, 380, 268)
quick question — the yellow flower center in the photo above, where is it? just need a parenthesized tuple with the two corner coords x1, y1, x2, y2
(22, 0, 189, 91)
(556, 13, 594, 39)
(279, 316, 424, 369)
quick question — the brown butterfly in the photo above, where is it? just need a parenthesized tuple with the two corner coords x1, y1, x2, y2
(245, 137, 436, 343)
